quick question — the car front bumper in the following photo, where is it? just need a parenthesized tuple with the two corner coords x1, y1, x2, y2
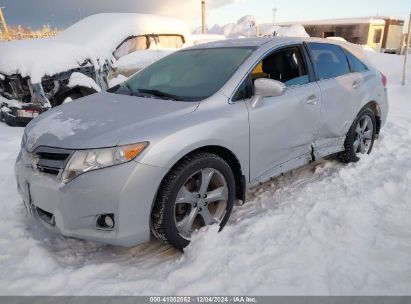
(15, 151, 168, 246)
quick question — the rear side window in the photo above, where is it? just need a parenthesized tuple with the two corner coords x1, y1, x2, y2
(345, 51, 368, 73)
(307, 43, 350, 80)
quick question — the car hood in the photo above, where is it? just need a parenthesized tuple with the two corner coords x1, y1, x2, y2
(0, 38, 93, 83)
(25, 92, 199, 151)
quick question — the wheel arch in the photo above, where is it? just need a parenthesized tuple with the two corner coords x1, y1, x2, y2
(150, 145, 246, 214)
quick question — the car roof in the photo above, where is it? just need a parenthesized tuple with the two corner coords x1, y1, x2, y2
(185, 36, 375, 71)
(188, 36, 367, 55)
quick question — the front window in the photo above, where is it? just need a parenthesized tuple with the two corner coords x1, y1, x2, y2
(116, 47, 254, 101)
(251, 46, 309, 87)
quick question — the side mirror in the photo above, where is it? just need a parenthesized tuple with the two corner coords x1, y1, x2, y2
(254, 78, 286, 97)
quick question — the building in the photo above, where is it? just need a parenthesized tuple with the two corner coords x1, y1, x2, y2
(382, 18, 405, 53)
(280, 17, 404, 53)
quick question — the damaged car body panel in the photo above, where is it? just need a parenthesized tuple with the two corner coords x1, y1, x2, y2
(0, 64, 105, 126)
(15, 37, 388, 248)
(0, 13, 190, 126)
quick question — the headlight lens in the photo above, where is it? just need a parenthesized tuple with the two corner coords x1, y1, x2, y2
(61, 142, 148, 183)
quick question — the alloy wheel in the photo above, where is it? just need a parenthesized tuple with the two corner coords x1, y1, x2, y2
(174, 168, 228, 239)
(353, 115, 374, 155)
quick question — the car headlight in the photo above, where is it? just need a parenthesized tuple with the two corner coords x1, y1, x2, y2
(61, 142, 148, 183)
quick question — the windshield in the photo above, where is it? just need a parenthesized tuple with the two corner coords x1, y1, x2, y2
(113, 35, 185, 60)
(116, 47, 254, 101)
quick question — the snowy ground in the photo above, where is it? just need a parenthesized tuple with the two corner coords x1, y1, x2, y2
(0, 51, 410, 295)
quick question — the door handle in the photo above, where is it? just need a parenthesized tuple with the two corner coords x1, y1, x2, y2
(306, 95, 318, 105)
(352, 80, 360, 89)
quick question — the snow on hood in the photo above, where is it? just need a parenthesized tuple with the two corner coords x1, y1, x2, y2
(0, 13, 190, 83)
(24, 92, 198, 151)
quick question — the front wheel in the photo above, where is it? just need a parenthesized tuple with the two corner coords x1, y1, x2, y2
(151, 152, 235, 250)
(338, 108, 376, 163)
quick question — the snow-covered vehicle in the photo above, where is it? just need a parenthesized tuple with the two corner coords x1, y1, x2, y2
(0, 13, 190, 126)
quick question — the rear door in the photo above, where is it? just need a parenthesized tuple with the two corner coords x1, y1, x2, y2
(306, 42, 361, 158)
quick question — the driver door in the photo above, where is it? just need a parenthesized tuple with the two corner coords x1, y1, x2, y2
(245, 45, 322, 184)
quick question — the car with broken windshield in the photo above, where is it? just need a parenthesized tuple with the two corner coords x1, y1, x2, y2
(16, 37, 388, 250)
(0, 13, 189, 126)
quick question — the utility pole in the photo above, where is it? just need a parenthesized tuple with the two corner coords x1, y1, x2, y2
(272, 8, 277, 24)
(403, 12, 411, 86)
(201, 0, 206, 34)
(0, 6, 10, 40)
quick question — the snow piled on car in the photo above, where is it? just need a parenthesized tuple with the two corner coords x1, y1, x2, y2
(0, 51, 410, 295)
(68, 72, 101, 93)
(194, 15, 309, 38)
(0, 13, 190, 83)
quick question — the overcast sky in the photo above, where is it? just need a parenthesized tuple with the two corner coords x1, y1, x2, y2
(0, 0, 409, 30)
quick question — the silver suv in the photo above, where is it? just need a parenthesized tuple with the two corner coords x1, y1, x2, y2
(15, 37, 388, 250)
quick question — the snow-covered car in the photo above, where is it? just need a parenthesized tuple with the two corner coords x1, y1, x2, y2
(15, 37, 388, 250)
(0, 13, 189, 126)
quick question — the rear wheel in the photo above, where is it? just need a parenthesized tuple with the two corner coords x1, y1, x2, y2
(151, 152, 235, 250)
(338, 108, 376, 163)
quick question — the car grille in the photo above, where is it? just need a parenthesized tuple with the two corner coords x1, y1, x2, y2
(33, 146, 73, 176)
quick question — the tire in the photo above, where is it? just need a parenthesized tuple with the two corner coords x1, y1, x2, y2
(151, 152, 236, 250)
(338, 107, 376, 163)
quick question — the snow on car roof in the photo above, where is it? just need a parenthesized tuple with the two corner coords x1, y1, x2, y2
(59, 13, 190, 47)
(0, 13, 190, 83)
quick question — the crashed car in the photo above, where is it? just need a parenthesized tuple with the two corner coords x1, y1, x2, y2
(16, 38, 388, 250)
(0, 13, 189, 126)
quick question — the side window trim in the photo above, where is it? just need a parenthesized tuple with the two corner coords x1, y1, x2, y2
(230, 43, 313, 103)
(232, 74, 253, 102)
(302, 42, 317, 83)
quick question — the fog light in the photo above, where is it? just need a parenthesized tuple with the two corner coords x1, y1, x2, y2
(104, 215, 114, 228)
(97, 214, 115, 229)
